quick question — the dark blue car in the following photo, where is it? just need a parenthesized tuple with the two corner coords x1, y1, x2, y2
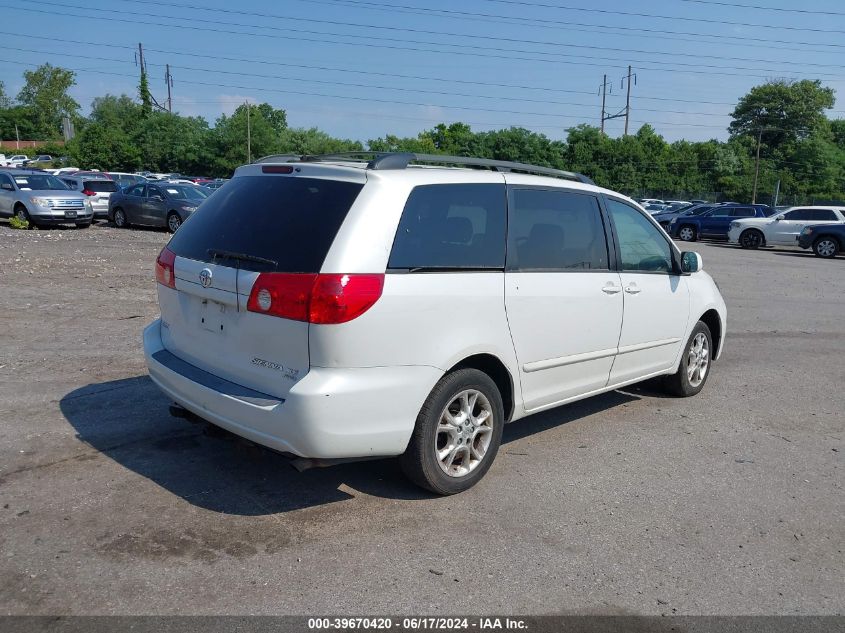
(797, 222, 845, 258)
(669, 204, 773, 242)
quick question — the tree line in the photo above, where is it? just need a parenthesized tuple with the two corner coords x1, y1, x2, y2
(2, 64, 844, 204)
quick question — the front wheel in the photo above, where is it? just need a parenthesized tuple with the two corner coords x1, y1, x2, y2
(14, 205, 36, 229)
(739, 229, 764, 249)
(167, 212, 182, 233)
(813, 237, 839, 259)
(113, 208, 128, 228)
(400, 368, 504, 495)
(678, 225, 697, 242)
(662, 321, 713, 397)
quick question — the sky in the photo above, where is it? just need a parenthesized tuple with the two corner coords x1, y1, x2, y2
(2, 0, 845, 144)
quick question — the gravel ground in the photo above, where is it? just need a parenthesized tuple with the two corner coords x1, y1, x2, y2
(0, 221, 842, 616)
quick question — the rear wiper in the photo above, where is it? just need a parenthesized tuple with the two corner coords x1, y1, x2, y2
(207, 248, 278, 267)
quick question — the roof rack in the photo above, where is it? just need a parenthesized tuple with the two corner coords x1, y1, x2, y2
(253, 152, 595, 185)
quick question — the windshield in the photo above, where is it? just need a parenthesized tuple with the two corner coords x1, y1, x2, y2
(164, 185, 209, 202)
(13, 174, 70, 191)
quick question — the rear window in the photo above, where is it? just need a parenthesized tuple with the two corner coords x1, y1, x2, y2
(84, 180, 118, 193)
(167, 175, 364, 273)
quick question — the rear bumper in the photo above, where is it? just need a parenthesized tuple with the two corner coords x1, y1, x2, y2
(143, 319, 441, 459)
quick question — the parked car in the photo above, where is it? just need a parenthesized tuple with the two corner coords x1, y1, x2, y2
(0, 154, 7, 166)
(638, 198, 665, 205)
(107, 172, 147, 189)
(669, 204, 771, 241)
(797, 222, 845, 258)
(143, 152, 727, 494)
(728, 206, 845, 249)
(644, 203, 672, 214)
(652, 203, 715, 230)
(33, 154, 53, 163)
(59, 174, 120, 220)
(6, 155, 28, 168)
(109, 182, 210, 232)
(205, 181, 227, 190)
(0, 168, 93, 227)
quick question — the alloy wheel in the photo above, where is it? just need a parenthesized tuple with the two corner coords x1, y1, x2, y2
(686, 332, 710, 388)
(435, 389, 494, 478)
(168, 213, 181, 232)
(815, 239, 836, 258)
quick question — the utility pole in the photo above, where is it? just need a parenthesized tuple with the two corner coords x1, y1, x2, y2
(772, 178, 780, 208)
(600, 74, 607, 134)
(624, 65, 634, 136)
(752, 127, 763, 204)
(15, 123, 20, 149)
(246, 101, 251, 163)
(165, 64, 173, 113)
(137, 42, 145, 74)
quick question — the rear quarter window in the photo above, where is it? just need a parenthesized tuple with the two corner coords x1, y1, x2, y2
(388, 183, 506, 270)
(167, 175, 363, 273)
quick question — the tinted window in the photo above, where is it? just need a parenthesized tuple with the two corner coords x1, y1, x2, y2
(709, 206, 732, 217)
(606, 198, 674, 273)
(731, 207, 755, 217)
(0, 173, 13, 189)
(126, 184, 145, 197)
(810, 209, 838, 221)
(388, 184, 506, 269)
(168, 175, 363, 273)
(62, 179, 78, 190)
(508, 188, 608, 271)
(84, 180, 118, 193)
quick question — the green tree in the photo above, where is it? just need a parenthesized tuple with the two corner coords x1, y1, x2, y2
(279, 127, 362, 154)
(729, 79, 835, 151)
(210, 103, 287, 173)
(16, 64, 79, 139)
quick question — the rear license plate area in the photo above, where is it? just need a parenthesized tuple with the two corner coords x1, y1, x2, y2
(200, 299, 226, 334)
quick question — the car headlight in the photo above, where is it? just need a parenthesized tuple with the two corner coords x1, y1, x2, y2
(84, 199, 93, 210)
(29, 197, 53, 207)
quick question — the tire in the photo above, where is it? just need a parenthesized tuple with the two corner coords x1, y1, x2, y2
(113, 207, 128, 228)
(678, 225, 697, 242)
(662, 321, 713, 397)
(75, 221, 92, 229)
(14, 204, 36, 229)
(812, 236, 839, 259)
(400, 368, 504, 495)
(739, 228, 764, 249)
(167, 211, 182, 233)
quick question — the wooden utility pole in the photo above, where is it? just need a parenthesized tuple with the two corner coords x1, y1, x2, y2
(165, 64, 173, 113)
(752, 127, 763, 204)
(137, 42, 145, 74)
(624, 65, 633, 136)
(246, 101, 251, 163)
(600, 74, 607, 134)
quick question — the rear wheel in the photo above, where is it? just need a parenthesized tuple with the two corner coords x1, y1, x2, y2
(113, 208, 128, 228)
(813, 237, 839, 259)
(739, 228, 764, 249)
(662, 321, 713, 397)
(400, 368, 504, 495)
(167, 211, 182, 233)
(678, 225, 697, 242)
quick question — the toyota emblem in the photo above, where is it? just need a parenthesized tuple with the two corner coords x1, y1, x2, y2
(199, 268, 213, 288)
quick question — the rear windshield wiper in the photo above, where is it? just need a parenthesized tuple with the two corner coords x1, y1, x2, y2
(207, 248, 278, 267)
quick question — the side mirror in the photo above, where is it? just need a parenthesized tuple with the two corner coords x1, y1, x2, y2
(681, 251, 703, 273)
(774, 216, 782, 221)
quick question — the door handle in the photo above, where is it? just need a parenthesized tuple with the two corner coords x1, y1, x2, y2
(624, 284, 641, 294)
(602, 283, 622, 294)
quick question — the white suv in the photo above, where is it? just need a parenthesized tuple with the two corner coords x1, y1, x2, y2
(143, 153, 727, 494)
(728, 206, 845, 249)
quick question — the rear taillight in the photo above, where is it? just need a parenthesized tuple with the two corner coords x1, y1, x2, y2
(82, 189, 96, 196)
(155, 247, 176, 289)
(247, 273, 384, 324)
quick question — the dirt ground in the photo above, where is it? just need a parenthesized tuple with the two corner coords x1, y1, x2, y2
(0, 221, 842, 615)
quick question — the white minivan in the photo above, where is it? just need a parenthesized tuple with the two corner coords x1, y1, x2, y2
(144, 153, 727, 494)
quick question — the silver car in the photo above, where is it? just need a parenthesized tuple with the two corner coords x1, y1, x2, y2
(60, 174, 120, 220)
(0, 169, 93, 228)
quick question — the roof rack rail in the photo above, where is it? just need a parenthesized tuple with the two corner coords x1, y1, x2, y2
(252, 151, 595, 185)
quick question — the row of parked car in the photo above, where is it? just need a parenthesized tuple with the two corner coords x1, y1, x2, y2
(0, 166, 221, 231)
(646, 200, 845, 259)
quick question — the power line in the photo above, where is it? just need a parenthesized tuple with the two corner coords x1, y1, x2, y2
(0, 32, 751, 107)
(675, 0, 845, 16)
(120, 0, 845, 68)
(296, 0, 845, 55)
(0, 45, 742, 117)
(475, 0, 845, 34)
(6, 2, 841, 81)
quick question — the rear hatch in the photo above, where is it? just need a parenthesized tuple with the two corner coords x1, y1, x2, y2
(84, 179, 118, 207)
(159, 167, 365, 399)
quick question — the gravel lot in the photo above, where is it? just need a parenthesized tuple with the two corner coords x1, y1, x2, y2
(0, 221, 842, 616)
